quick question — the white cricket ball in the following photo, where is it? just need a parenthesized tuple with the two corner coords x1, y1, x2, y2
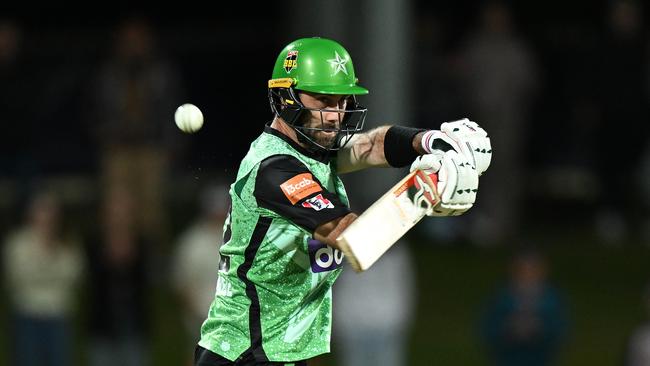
(174, 103, 204, 133)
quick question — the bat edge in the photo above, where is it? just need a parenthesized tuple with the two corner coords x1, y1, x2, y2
(335, 236, 365, 273)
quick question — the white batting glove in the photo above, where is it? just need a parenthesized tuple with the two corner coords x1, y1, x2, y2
(439, 118, 492, 176)
(410, 151, 444, 174)
(420, 129, 460, 155)
(410, 151, 478, 216)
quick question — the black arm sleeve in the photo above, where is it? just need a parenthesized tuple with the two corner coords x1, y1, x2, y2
(254, 155, 352, 232)
(384, 126, 426, 167)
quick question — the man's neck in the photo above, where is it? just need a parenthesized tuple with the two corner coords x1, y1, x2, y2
(270, 117, 301, 146)
(268, 117, 333, 162)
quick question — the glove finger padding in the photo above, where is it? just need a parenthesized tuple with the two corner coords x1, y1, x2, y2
(429, 150, 479, 216)
(440, 118, 492, 176)
(409, 151, 444, 174)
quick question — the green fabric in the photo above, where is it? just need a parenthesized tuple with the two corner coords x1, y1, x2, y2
(198, 131, 350, 362)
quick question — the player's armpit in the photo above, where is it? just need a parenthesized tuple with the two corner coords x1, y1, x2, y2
(314, 213, 358, 249)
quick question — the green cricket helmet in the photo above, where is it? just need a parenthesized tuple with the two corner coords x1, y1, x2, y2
(268, 37, 369, 151)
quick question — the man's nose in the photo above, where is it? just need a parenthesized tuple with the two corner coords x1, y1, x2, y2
(322, 109, 342, 124)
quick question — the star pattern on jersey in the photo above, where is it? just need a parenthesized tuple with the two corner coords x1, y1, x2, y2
(327, 51, 349, 75)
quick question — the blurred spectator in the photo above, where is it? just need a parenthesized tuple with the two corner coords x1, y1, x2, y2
(2, 189, 84, 366)
(84, 187, 151, 366)
(594, 0, 648, 245)
(88, 16, 185, 245)
(0, 19, 20, 70)
(172, 184, 229, 363)
(456, 1, 539, 246)
(0, 19, 32, 176)
(415, 14, 466, 123)
(333, 242, 416, 366)
(624, 282, 650, 366)
(480, 248, 569, 366)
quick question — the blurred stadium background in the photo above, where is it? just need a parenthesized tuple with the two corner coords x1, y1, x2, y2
(1, 1, 649, 365)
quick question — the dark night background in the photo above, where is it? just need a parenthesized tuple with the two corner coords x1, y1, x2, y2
(1, 1, 649, 365)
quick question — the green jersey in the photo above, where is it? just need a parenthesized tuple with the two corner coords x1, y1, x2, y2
(199, 125, 352, 362)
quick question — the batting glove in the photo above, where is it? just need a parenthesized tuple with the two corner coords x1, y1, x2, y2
(439, 118, 492, 176)
(410, 150, 478, 216)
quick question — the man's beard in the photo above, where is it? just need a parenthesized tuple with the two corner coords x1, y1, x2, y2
(295, 113, 339, 151)
(306, 129, 337, 148)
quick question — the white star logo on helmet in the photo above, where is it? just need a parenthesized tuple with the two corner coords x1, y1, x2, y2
(327, 51, 349, 75)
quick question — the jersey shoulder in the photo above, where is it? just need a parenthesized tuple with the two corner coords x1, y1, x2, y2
(255, 154, 319, 206)
(254, 154, 350, 232)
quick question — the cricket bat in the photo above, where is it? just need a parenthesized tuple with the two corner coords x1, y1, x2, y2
(336, 170, 439, 272)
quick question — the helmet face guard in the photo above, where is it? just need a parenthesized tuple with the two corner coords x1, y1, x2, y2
(268, 37, 369, 152)
(268, 86, 367, 151)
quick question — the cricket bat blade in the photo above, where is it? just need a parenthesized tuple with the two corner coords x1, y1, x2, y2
(336, 170, 438, 272)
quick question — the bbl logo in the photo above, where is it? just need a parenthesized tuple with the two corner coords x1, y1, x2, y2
(284, 50, 299, 73)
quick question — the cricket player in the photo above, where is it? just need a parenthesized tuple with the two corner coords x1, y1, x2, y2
(194, 37, 491, 366)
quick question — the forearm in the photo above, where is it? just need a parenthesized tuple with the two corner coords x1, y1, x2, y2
(337, 126, 391, 173)
(339, 125, 436, 173)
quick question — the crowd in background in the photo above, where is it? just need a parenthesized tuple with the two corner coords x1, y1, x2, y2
(1, 1, 650, 365)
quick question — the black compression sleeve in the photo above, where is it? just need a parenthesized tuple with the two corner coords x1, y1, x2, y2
(383, 126, 426, 168)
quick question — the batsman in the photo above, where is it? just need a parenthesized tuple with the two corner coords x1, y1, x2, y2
(194, 37, 492, 366)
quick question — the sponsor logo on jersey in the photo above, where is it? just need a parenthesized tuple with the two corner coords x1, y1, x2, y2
(301, 193, 334, 211)
(308, 238, 343, 273)
(284, 50, 299, 73)
(280, 173, 322, 204)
